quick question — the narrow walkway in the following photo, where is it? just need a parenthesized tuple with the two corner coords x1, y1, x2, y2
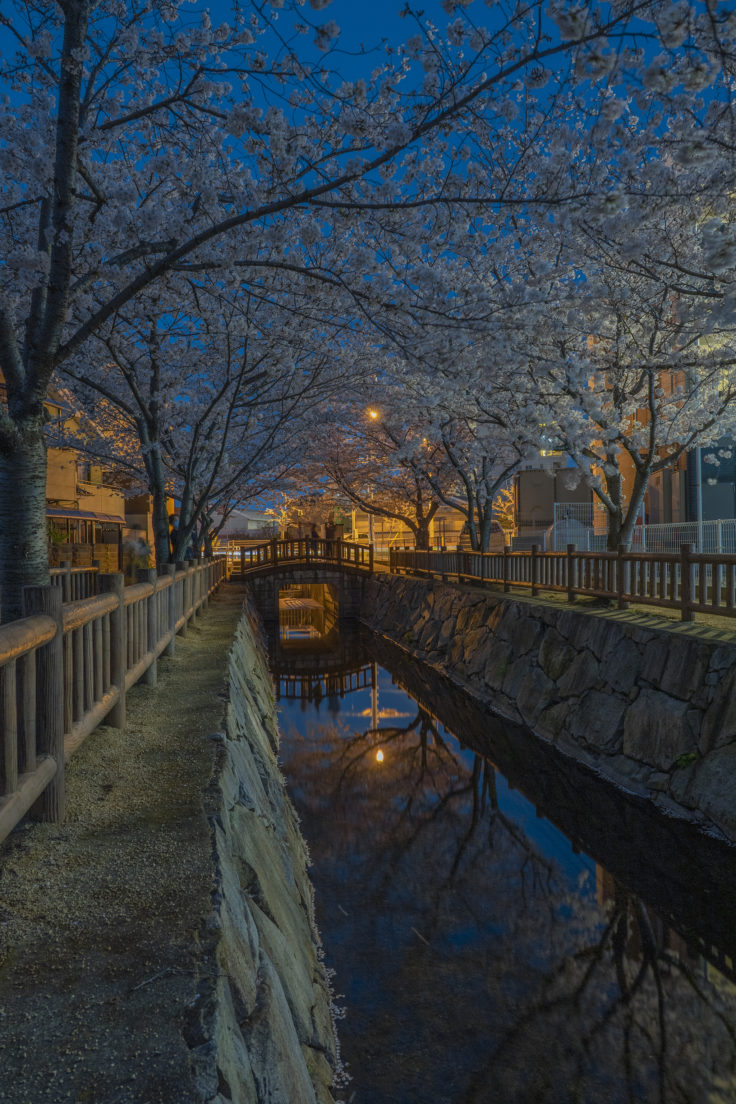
(0, 586, 245, 1104)
(439, 576, 736, 642)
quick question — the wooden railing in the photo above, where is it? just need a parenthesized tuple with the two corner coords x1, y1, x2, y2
(50, 562, 99, 602)
(390, 543, 736, 624)
(0, 557, 228, 846)
(234, 538, 373, 576)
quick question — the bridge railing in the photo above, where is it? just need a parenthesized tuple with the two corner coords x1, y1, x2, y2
(390, 542, 736, 624)
(236, 538, 373, 575)
(0, 557, 228, 847)
(275, 663, 375, 702)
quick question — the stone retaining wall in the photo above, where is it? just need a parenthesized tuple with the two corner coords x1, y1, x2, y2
(204, 599, 340, 1103)
(361, 576, 736, 841)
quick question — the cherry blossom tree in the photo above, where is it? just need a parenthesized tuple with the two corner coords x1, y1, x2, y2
(1, 0, 734, 614)
(515, 190, 736, 549)
(61, 277, 349, 564)
(317, 400, 448, 550)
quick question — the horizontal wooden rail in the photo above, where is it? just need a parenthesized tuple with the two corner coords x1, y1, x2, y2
(50, 563, 100, 602)
(0, 556, 229, 847)
(62, 593, 118, 633)
(232, 538, 373, 577)
(0, 614, 57, 660)
(389, 542, 736, 625)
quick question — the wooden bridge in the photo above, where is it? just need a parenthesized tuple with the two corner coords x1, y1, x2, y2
(230, 538, 373, 578)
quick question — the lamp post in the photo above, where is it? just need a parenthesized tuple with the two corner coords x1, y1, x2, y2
(366, 408, 379, 551)
(695, 446, 704, 553)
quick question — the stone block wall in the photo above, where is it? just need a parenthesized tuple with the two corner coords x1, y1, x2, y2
(205, 599, 341, 1103)
(361, 576, 736, 841)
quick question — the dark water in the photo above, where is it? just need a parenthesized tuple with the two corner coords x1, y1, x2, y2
(268, 629, 736, 1104)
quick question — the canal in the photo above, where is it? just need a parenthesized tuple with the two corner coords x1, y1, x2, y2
(267, 614, 736, 1104)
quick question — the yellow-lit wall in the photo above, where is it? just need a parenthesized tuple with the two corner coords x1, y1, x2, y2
(46, 447, 78, 502)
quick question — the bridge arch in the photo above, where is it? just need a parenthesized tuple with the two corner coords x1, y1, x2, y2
(245, 565, 369, 631)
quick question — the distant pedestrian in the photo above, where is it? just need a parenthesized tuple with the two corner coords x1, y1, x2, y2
(310, 524, 319, 553)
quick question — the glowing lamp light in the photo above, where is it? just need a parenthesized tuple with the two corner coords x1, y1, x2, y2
(368, 408, 379, 420)
(376, 748, 384, 763)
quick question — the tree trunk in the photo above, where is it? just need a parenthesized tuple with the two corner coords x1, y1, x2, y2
(479, 504, 494, 553)
(0, 420, 50, 622)
(175, 481, 197, 561)
(143, 441, 172, 568)
(415, 520, 431, 550)
(618, 474, 649, 552)
(466, 512, 481, 551)
(602, 466, 625, 552)
(601, 463, 649, 552)
(151, 481, 172, 567)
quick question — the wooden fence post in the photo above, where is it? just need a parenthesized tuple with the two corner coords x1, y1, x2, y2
(566, 544, 577, 604)
(137, 568, 158, 686)
(98, 573, 126, 729)
(22, 585, 64, 824)
(680, 543, 695, 622)
(531, 544, 539, 597)
(178, 564, 189, 635)
(617, 545, 631, 610)
(60, 560, 72, 604)
(191, 559, 201, 618)
(162, 563, 176, 656)
(503, 545, 510, 593)
(369, 544, 374, 575)
(459, 551, 469, 585)
(201, 559, 210, 611)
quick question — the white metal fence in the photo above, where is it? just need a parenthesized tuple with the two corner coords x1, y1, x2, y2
(550, 503, 736, 554)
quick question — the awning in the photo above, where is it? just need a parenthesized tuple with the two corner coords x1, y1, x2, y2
(46, 508, 125, 525)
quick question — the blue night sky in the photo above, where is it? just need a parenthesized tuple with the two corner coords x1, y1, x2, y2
(208, 0, 446, 57)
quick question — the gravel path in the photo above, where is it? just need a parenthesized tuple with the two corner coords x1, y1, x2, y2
(0, 586, 245, 1104)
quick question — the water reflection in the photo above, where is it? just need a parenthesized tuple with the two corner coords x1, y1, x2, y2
(270, 629, 736, 1104)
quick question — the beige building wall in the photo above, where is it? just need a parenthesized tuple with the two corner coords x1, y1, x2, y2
(46, 447, 78, 503)
(350, 506, 466, 549)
